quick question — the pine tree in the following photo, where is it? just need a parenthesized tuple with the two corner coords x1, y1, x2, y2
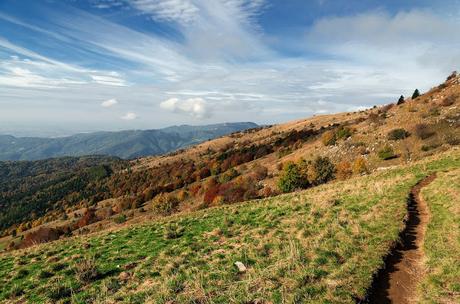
(412, 89, 420, 99)
(397, 95, 405, 105)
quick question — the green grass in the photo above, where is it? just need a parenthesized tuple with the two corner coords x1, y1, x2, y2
(419, 168, 460, 303)
(0, 150, 459, 304)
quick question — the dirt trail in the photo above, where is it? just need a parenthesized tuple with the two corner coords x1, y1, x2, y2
(365, 174, 436, 304)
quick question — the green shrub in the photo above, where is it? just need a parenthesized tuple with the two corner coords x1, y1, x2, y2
(387, 128, 410, 140)
(164, 223, 185, 239)
(152, 193, 179, 216)
(378, 146, 396, 160)
(307, 157, 336, 185)
(336, 127, 353, 140)
(219, 168, 239, 183)
(114, 214, 126, 224)
(412, 89, 420, 99)
(277, 163, 307, 193)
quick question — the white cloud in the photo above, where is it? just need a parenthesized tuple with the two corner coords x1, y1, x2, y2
(121, 112, 137, 120)
(160, 97, 211, 118)
(0, 37, 128, 89)
(91, 73, 127, 86)
(131, 0, 199, 24)
(101, 98, 118, 107)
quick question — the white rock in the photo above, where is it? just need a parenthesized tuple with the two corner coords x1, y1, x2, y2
(234, 261, 247, 273)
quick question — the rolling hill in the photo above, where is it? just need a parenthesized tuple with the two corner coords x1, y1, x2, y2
(0, 122, 258, 161)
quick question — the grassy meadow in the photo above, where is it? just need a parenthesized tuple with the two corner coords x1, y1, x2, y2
(0, 149, 459, 304)
(420, 168, 460, 303)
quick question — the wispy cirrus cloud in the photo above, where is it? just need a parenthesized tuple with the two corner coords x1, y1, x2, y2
(131, 0, 200, 24)
(0, 37, 128, 88)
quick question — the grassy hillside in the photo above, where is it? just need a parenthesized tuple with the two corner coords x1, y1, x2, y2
(1, 149, 458, 303)
(419, 168, 460, 303)
(1, 73, 459, 252)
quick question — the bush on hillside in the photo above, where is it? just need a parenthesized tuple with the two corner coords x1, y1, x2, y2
(397, 95, 405, 105)
(444, 133, 460, 146)
(381, 103, 395, 113)
(277, 163, 307, 193)
(412, 89, 420, 99)
(307, 156, 336, 185)
(114, 214, 126, 224)
(321, 131, 336, 146)
(441, 94, 458, 107)
(387, 128, 410, 140)
(336, 127, 353, 140)
(336, 161, 352, 180)
(74, 257, 99, 284)
(421, 143, 441, 152)
(353, 157, 369, 175)
(164, 223, 185, 239)
(219, 168, 239, 183)
(151, 193, 179, 216)
(252, 164, 268, 181)
(378, 145, 396, 160)
(203, 178, 220, 205)
(414, 124, 435, 140)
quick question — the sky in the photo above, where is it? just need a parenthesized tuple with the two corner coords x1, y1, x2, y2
(1, 0, 460, 136)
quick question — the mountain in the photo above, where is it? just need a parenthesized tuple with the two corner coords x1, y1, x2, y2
(0, 122, 258, 161)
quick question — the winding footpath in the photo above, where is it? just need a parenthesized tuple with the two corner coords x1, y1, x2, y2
(367, 174, 436, 304)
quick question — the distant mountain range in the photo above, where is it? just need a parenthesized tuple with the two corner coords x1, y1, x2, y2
(0, 122, 258, 161)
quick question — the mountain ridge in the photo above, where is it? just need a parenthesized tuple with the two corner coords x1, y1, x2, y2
(0, 122, 258, 161)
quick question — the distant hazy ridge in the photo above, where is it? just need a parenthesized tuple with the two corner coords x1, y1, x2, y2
(0, 122, 258, 160)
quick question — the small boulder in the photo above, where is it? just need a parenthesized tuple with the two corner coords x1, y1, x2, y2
(234, 261, 247, 273)
(118, 271, 130, 281)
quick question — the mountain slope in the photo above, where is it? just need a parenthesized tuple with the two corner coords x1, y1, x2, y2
(0, 122, 258, 160)
(0, 150, 458, 303)
(1, 73, 459, 241)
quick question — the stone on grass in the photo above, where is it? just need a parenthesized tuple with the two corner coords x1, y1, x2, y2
(234, 261, 247, 273)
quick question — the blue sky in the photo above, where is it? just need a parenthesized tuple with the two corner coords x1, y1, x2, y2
(1, 0, 459, 136)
